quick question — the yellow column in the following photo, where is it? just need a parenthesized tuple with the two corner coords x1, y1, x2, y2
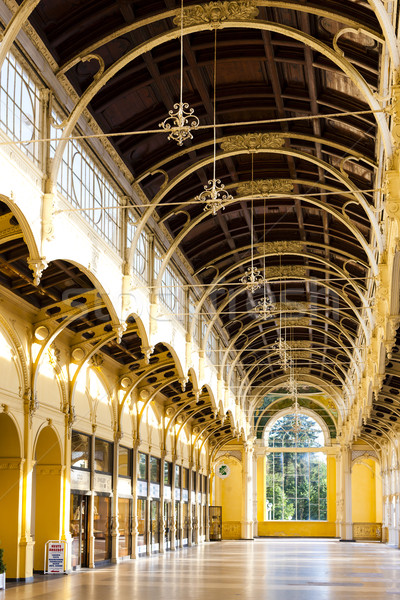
(257, 455, 266, 523)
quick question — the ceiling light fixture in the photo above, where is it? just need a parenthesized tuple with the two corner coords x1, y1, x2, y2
(196, 28, 233, 215)
(159, 0, 199, 145)
(241, 153, 264, 292)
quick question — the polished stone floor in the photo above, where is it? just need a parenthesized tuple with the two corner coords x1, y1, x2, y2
(3, 539, 400, 599)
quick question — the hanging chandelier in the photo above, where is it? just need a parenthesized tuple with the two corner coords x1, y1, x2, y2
(241, 154, 264, 292)
(241, 266, 264, 293)
(159, 0, 199, 145)
(273, 336, 290, 370)
(196, 28, 233, 214)
(252, 195, 273, 315)
(254, 295, 273, 319)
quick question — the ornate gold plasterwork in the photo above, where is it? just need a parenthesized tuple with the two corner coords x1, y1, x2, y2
(236, 179, 294, 197)
(174, 1, 259, 28)
(265, 266, 307, 278)
(221, 133, 285, 152)
(258, 241, 304, 254)
(284, 318, 310, 326)
(273, 302, 311, 313)
(287, 340, 312, 349)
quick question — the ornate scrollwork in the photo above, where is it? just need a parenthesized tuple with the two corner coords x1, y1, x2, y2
(236, 179, 294, 197)
(258, 241, 304, 254)
(174, 1, 259, 28)
(264, 266, 307, 278)
(27, 257, 48, 286)
(221, 132, 285, 152)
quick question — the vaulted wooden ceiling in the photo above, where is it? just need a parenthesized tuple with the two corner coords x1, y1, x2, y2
(14, 0, 386, 438)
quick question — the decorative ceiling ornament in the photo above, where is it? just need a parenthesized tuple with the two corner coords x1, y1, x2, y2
(264, 265, 307, 278)
(273, 302, 311, 313)
(159, 0, 199, 145)
(240, 153, 264, 292)
(285, 317, 310, 326)
(240, 265, 264, 293)
(258, 240, 304, 254)
(273, 336, 291, 370)
(174, 1, 259, 28)
(236, 179, 294, 197)
(196, 28, 233, 215)
(196, 178, 232, 215)
(253, 295, 273, 320)
(221, 132, 285, 153)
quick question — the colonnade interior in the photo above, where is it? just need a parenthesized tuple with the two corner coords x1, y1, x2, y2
(0, 0, 399, 583)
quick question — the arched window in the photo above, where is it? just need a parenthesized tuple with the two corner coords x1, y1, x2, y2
(267, 414, 325, 448)
(266, 413, 327, 521)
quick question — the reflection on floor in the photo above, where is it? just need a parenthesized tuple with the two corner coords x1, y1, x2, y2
(3, 539, 400, 600)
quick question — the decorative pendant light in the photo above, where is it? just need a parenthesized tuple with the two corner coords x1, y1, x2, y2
(196, 29, 233, 215)
(159, 0, 199, 145)
(254, 195, 273, 317)
(241, 153, 264, 292)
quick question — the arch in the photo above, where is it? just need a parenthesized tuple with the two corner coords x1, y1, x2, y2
(0, 411, 22, 579)
(263, 407, 331, 447)
(138, 153, 381, 282)
(33, 425, 63, 571)
(49, 18, 391, 200)
(249, 376, 344, 420)
(0, 193, 41, 266)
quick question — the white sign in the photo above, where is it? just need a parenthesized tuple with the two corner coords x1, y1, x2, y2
(94, 473, 112, 493)
(150, 483, 160, 498)
(197, 492, 202, 503)
(182, 489, 189, 502)
(71, 469, 90, 491)
(137, 480, 148, 497)
(174, 487, 181, 501)
(45, 540, 66, 574)
(118, 477, 132, 497)
(191, 491, 196, 504)
(164, 486, 172, 500)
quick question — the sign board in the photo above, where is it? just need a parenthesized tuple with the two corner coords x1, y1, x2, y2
(197, 492, 202, 503)
(150, 483, 160, 499)
(191, 491, 196, 504)
(216, 463, 231, 479)
(137, 480, 148, 497)
(71, 469, 90, 492)
(174, 487, 181, 501)
(94, 473, 112, 493)
(164, 485, 172, 500)
(118, 477, 132, 497)
(45, 540, 66, 574)
(182, 489, 189, 502)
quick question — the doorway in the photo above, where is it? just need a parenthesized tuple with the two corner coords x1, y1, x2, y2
(150, 499, 160, 552)
(70, 494, 89, 568)
(164, 501, 171, 549)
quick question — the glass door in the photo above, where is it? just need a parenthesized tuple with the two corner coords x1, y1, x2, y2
(118, 498, 132, 557)
(174, 501, 180, 548)
(70, 494, 88, 568)
(164, 501, 171, 549)
(182, 502, 189, 545)
(137, 498, 147, 555)
(150, 500, 160, 552)
(93, 495, 111, 563)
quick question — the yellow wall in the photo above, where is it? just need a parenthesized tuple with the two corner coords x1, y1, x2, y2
(214, 458, 242, 522)
(0, 414, 22, 579)
(352, 459, 380, 522)
(258, 521, 336, 537)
